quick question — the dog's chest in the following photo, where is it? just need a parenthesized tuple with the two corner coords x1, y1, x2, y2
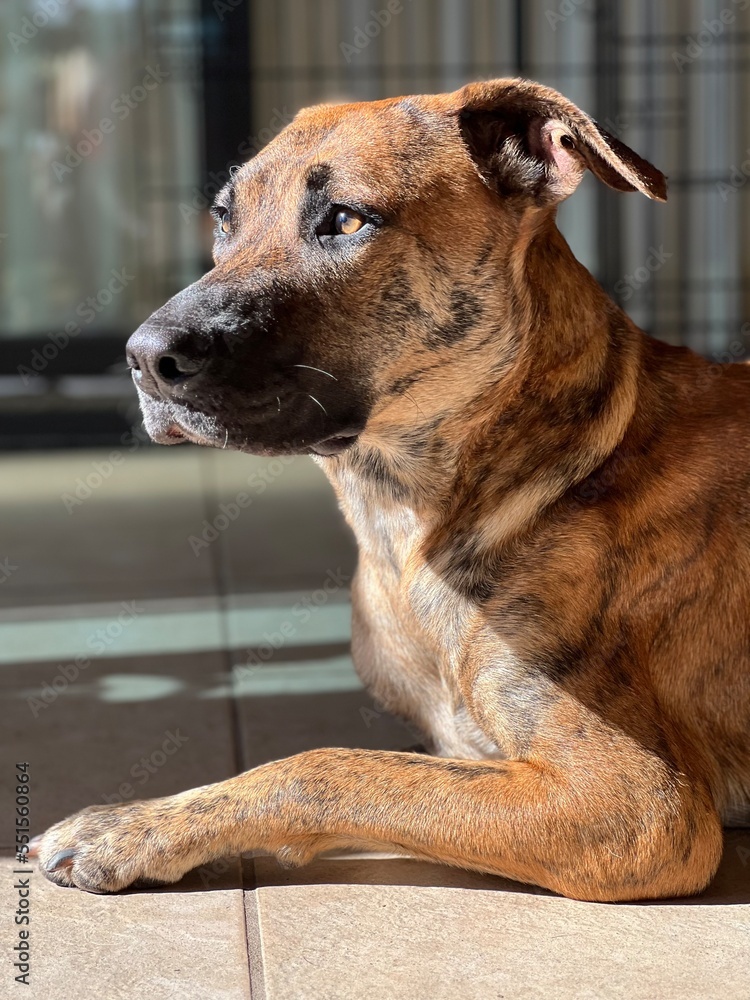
(337, 483, 501, 759)
(342, 488, 468, 648)
(353, 561, 502, 759)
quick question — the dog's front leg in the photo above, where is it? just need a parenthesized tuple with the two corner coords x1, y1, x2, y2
(31, 746, 722, 901)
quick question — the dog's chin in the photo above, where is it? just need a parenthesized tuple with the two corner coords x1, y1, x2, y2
(138, 399, 222, 449)
(138, 398, 363, 458)
(158, 423, 360, 457)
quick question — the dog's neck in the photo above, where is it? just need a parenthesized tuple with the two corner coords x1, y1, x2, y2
(321, 220, 644, 572)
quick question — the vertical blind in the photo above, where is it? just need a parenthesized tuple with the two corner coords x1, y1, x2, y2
(249, 0, 750, 357)
(0, 0, 204, 339)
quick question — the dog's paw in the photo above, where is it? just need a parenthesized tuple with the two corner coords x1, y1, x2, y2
(28, 799, 200, 893)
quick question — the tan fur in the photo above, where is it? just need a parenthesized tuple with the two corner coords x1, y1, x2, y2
(32, 79, 747, 902)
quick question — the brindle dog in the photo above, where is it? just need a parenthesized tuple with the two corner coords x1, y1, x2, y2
(31, 79, 750, 901)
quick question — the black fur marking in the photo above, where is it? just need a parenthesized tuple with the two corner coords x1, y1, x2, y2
(299, 163, 334, 238)
(425, 289, 484, 348)
(499, 593, 552, 628)
(377, 268, 431, 336)
(463, 575, 496, 604)
(388, 371, 422, 395)
(400, 756, 503, 779)
(387, 356, 455, 396)
(395, 429, 433, 457)
(471, 241, 496, 275)
(394, 420, 445, 460)
(305, 163, 333, 193)
(351, 447, 409, 500)
(439, 534, 500, 603)
(535, 639, 589, 682)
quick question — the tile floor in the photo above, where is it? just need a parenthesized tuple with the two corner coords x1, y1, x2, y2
(1, 446, 748, 999)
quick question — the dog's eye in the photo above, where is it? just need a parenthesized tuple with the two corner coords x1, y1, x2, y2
(214, 206, 231, 236)
(316, 206, 379, 244)
(334, 209, 366, 236)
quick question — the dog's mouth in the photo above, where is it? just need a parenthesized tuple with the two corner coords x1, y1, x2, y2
(161, 420, 360, 457)
(165, 424, 188, 443)
(135, 381, 368, 457)
(161, 423, 217, 447)
(310, 433, 360, 457)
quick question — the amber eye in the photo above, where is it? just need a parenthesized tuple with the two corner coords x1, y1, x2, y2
(334, 209, 366, 236)
(215, 207, 231, 235)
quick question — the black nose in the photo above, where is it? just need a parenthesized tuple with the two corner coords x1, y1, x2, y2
(126, 325, 208, 398)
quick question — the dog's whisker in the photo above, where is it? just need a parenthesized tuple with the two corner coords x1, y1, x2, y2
(292, 364, 338, 381)
(307, 394, 328, 416)
(276, 396, 282, 413)
(403, 389, 426, 420)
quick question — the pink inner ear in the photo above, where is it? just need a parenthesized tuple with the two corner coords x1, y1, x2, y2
(530, 119, 587, 201)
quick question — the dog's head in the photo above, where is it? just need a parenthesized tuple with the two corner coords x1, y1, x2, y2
(126, 78, 666, 456)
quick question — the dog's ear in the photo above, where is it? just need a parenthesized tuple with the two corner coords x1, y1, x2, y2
(454, 78, 667, 205)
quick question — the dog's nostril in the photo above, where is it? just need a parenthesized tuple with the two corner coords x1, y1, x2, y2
(158, 356, 183, 382)
(157, 355, 201, 383)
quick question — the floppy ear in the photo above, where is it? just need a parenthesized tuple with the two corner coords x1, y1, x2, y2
(454, 78, 667, 205)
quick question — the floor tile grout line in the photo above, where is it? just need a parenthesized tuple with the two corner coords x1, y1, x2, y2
(243, 880, 268, 1000)
(200, 451, 248, 774)
(200, 449, 259, 994)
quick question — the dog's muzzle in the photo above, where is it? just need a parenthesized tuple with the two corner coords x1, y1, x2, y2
(126, 278, 369, 456)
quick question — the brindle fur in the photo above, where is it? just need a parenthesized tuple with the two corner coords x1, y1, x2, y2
(31, 79, 749, 901)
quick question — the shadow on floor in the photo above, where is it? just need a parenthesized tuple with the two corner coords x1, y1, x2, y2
(119, 828, 750, 906)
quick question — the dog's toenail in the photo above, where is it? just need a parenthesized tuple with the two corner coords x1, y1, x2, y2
(46, 849, 76, 872)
